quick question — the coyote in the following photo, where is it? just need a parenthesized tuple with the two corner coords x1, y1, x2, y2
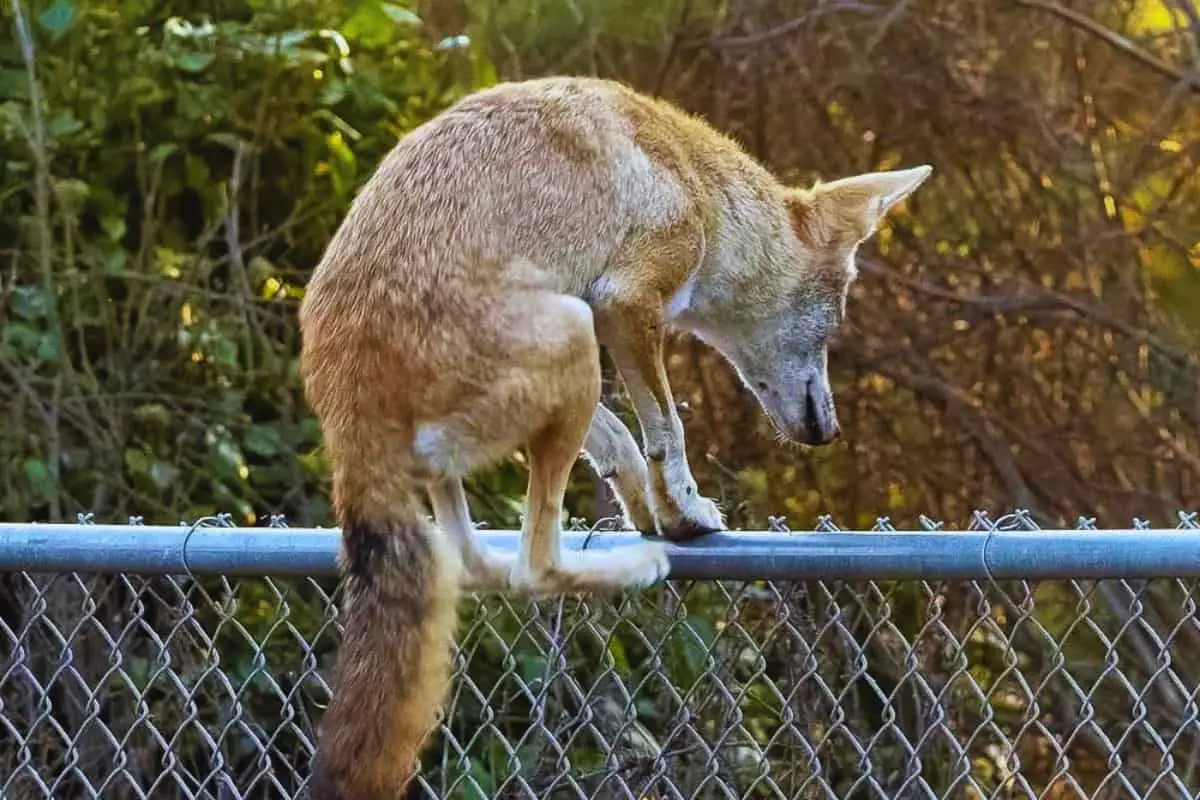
(298, 75, 931, 799)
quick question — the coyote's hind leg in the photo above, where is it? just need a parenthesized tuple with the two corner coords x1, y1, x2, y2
(410, 290, 669, 599)
(427, 477, 514, 593)
(505, 297, 670, 598)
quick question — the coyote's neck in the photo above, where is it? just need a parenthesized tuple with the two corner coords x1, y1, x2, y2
(668, 191, 800, 328)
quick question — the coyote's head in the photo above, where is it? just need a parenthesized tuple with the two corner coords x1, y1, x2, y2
(694, 165, 932, 446)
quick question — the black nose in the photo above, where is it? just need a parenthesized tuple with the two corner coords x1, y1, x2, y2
(804, 422, 840, 446)
(803, 385, 840, 445)
(803, 386, 825, 442)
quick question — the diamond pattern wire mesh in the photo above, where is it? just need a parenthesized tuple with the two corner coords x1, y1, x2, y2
(3, 512, 1200, 799)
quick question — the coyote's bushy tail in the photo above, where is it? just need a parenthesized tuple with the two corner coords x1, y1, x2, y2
(308, 500, 462, 800)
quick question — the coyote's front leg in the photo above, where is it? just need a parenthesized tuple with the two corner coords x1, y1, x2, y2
(582, 403, 656, 532)
(595, 299, 725, 541)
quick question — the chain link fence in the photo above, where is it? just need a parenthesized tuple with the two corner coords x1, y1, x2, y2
(3, 512, 1200, 799)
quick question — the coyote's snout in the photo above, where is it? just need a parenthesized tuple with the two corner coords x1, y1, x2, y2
(299, 75, 932, 799)
(781, 369, 842, 446)
(804, 378, 842, 446)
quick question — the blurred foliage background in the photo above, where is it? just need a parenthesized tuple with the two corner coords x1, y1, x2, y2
(2, 0, 1198, 531)
(2, 0, 1199, 797)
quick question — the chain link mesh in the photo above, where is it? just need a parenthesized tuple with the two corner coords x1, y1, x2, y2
(3, 512, 1200, 799)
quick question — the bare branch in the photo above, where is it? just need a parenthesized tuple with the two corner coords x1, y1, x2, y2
(689, 2, 881, 50)
(857, 259, 1193, 366)
(1013, 0, 1200, 94)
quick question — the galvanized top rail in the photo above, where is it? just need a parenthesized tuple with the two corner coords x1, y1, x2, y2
(2, 511, 1199, 579)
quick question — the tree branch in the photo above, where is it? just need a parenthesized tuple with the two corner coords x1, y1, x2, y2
(1013, 0, 1200, 94)
(857, 259, 1194, 366)
(689, 2, 881, 50)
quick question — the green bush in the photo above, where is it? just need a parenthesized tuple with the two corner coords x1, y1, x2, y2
(0, 0, 512, 527)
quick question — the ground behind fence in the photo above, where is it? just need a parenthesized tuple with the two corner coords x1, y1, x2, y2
(2, 512, 1199, 799)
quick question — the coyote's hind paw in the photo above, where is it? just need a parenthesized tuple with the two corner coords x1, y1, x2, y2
(510, 540, 670, 598)
(462, 547, 517, 593)
(590, 539, 671, 590)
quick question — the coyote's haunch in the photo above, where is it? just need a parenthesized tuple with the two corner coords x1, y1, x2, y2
(298, 75, 932, 799)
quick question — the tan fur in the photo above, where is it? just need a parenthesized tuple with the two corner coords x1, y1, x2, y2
(298, 75, 931, 798)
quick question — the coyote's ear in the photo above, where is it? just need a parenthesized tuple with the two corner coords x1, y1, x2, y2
(797, 165, 933, 245)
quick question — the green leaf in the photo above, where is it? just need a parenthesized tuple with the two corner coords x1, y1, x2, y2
(11, 285, 50, 320)
(266, 30, 313, 51)
(327, 131, 355, 166)
(101, 247, 126, 275)
(52, 177, 89, 216)
(149, 460, 180, 490)
(149, 142, 178, 164)
(464, 759, 495, 799)
(380, 3, 421, 25)
(35, 330, 60, 363)
(516, 653, 549, 691)
(1, 323, 40, 357)
(184, 152, 212, 190)
(248, 256, 275, 285)
(0, 68, 30, 101)
(101, 213, 127, 242)
(245, 424, 286, 457)
(0, 318, 57, 363)
(667, 616, 716, 683)
(606, 634, 630, 672)
(343, 1, 418, 47)
(214, 437, 247, 479)
(325, 131, 357, 196)
(211, 336, 239, 368)
(23, 459, 54, 501)
(205, 132, 247, 152)
(36, 0, 77, 41)
(154, 247, 187, 279)
(297, 416, 323, 446)
(319, 78, 348, 107)
(172, 51, 216, 73)
(46, 111, 83, 138)
(436, 34, 471, 51)
(284, 48, 331, 65)
(124, 448, 151, 476)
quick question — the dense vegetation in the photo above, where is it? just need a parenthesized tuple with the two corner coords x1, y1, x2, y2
(2, 0, 1198, 797)
(3, 0, 1198, 530)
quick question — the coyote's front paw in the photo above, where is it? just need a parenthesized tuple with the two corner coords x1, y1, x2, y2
(656, 493, 725, 541)
(597, 447, 656, 533)
(648, 460, 725, 541)
(612, 481, 656, 534)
